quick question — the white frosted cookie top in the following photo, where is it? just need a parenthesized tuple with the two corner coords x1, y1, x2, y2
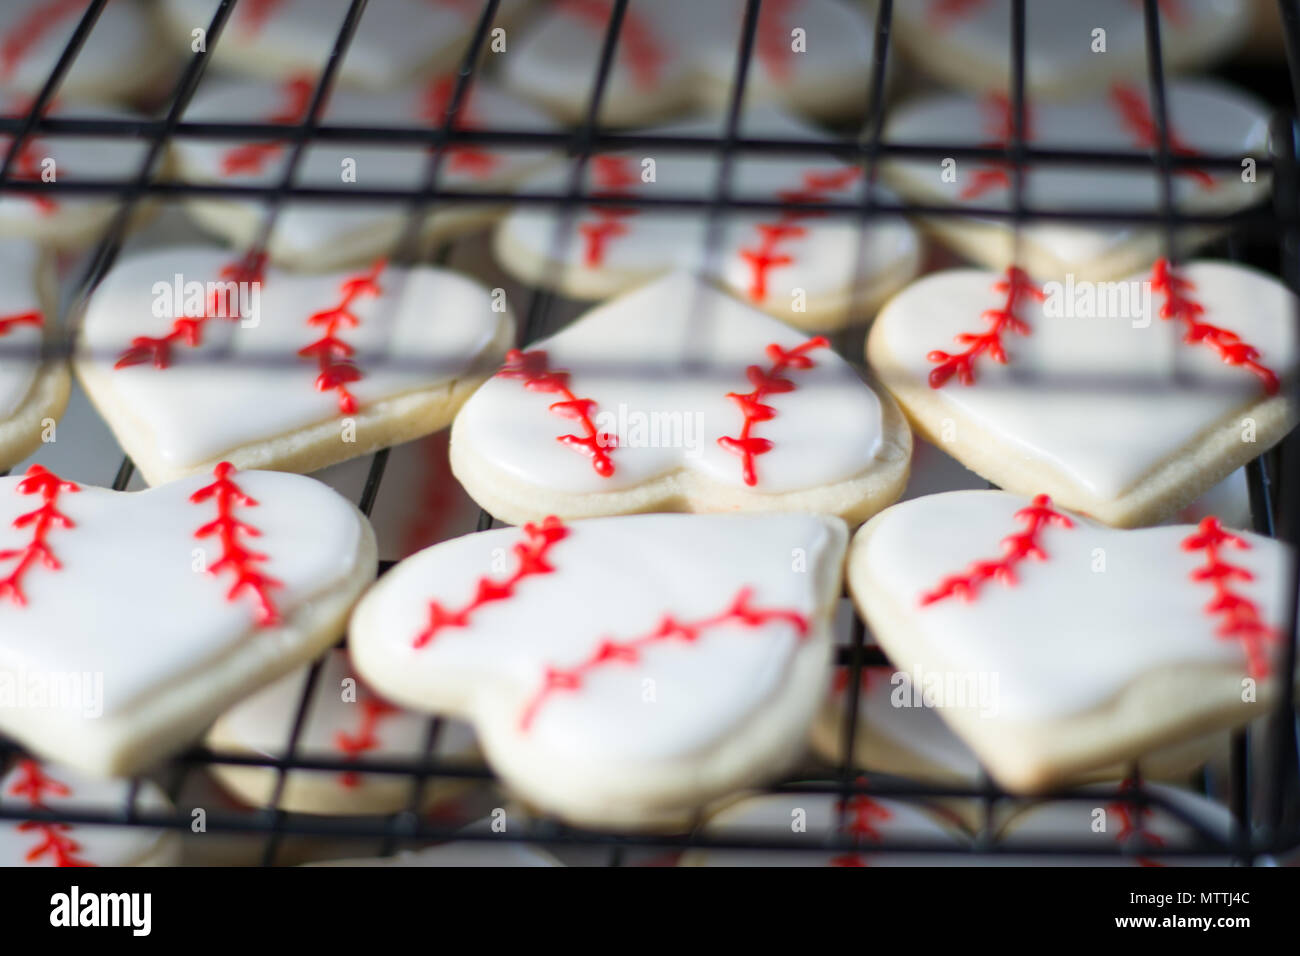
(685, 791, 971, 866)
(0, 239, 44, 420)
(0, 0, 155, 97)
(873, 262, 1297, 500)
(858, 491, 1292, 721)
(79, 247, 506, 471)
(0, 466, 363, 718)
(456, 272, 884, 494)
(885, 79, 1268, 265)
(352, 512, 844, 763)
(0, 760, 172, 866)
(175, 73, 557, 258)
(162, 0, 525, 89)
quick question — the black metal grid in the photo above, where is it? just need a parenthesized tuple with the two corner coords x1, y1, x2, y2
(0, 0, 1294, 865)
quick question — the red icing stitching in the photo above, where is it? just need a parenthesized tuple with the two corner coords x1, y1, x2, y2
(496, 348, 618, 477)
(718, 337, 830, 487)
(0, 464, 78, 606)
(1150, 258, 1280, 396)
(927, 266, 1043, 388)
(235, 0, 286, 35)
(960, 92, 1031, 201)
(3, 96, 60, 215)
(9, 760, 92, 867)
(738, 166, 862, 302)
(114, 252, 266, 369)
(298, 259, 384, 415)
(518, 587, 809, 731)
(0, 308, 41, 336)
(191, 462, 281, 627)
(1181, 516, 1278, 679)
(0, 0, 84, 79)
(1107, 778, 1166, 867)
(220, 74, 315, 176)
(420, 74, 500, 176)
(755, 0, 798, 80)
(829, 784, 893, 867)
(413, 516, 569, 648)
(558, 0, 665, 89)
(1109, 83, 1214, 190)
(579, 155, 641, 268)
(335, 694, 399, 788)
(920, 494, 1074, 605)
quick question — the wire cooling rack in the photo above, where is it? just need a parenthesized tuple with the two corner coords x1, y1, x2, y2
(0, 0, 1296, 866)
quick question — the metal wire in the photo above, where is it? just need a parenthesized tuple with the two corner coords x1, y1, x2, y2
(0, 0, 1295, 866)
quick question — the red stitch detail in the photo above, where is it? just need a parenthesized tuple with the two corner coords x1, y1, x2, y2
(419, 74, 500, 176)
(114, 252, 266, 369)
(517, 587, 809, 731)
(220, 74, 315, 176)
(960, 93, 1032, 201)
(1109, 83, 1214, 190)
(558, 0, 666, 89)
(718, 337, 830, 487)
(1181, 516, 1278, 679)
(191, 462, 281, 627)
(1107, 778, 1166, 868)
(335, 694, 400, 788)
(578, 155, 641, 268)
(0, 309, 40, 336)
(297, 259, 384, 415)
(738, 166, 862, 302)
(413, 516, 569, 648)
(235, 0, 286, 35)
(0, 464, 78, 606)
(927, 266, 1043, 388)
(829, 782, 893, 867)
(0, 0, 84, 79)
(496, 348, 618, 477)
(2, 96, 60, 215)
(1150, 258, 1279, 395)
(756, 0, 798, 80)
(920, 494, 1073, 605)
(9, 760, 93, 867)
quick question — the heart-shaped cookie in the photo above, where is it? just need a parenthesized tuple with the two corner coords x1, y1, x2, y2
(205, 648, 478, 815)
(175, 73, 557, 271)
(504, 0, 873, 125)
(848, 490, 1294, 793)
(349, 512, 845, 829)
(493, 109, 920, 330)
(894, 0, 1248, 99)
(868, 260, 1297, 526)
(76, 247, 512, 486)
(159, 0, 527, 89)
(1, 760, 178, 867)
(0, 463, 376, 776)
(882, 79, 1268, 280)
(0, 239, 67, 471)
(452, 272, 910, 526)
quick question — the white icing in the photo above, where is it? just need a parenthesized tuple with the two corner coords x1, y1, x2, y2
(0, 468, 363, 718)
(456, 272, 883, 494)
(0, 239, 43, 420)
(162, 0, 525, 89)
(504, 0, 872, 121)
(860, 490, 1294, 720)
(884, 79, 1269, 267)
(175, 74, 557, 259)
(895, 0, 1248, 95)
(0, 0, 155, 96)
(0, 762, 172, 866)
(875, 262, 1298, 500)
(0, 94, 148, 235)
(79, 247, 505, 471)
(497, 109, 918, 309)
(351, 512, 841, 763)
(213, 649, 476, 780)
(686, 792, 972, 866)
(999, 783, 1236, 866)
